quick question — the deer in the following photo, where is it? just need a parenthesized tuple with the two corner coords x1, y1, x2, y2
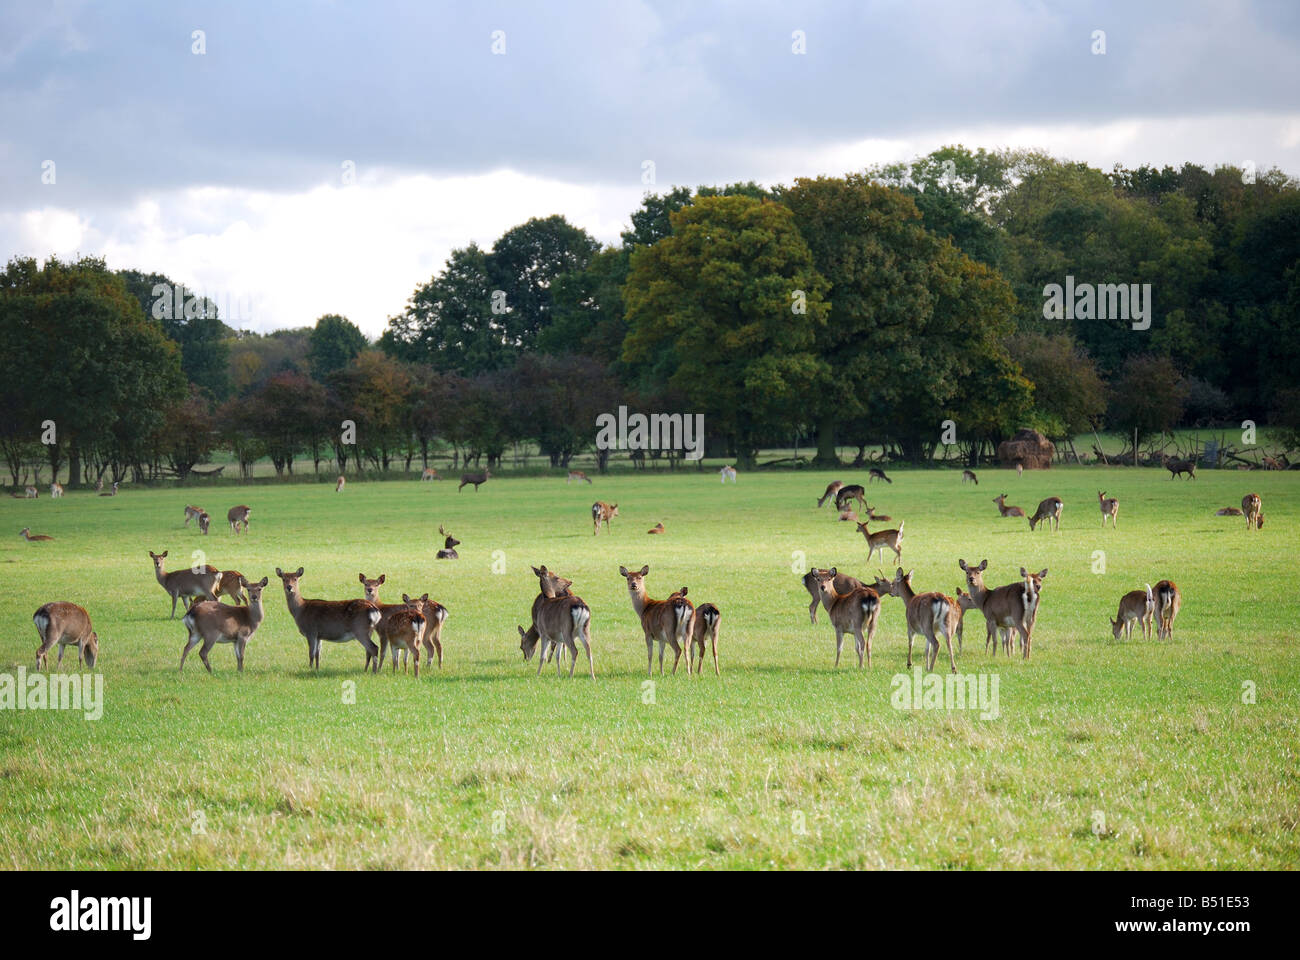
(888, 568, 960, 673)
(358, 574, 429, 675)
(436, 524, 460, 559)
(1097, 491, 1119, 528)
(215, 570, 249, 605)
(1016, 463, 1024, 477)
(957, 559, 1047, 660)
(1154, 580, 1181, 640)
(801, 568, 864, 625)
(227, 505, 251, 534)
(1242, 493, 1264, 531)
(592, 501, 618, 535)
(688, 602, 721, 674)
(993, 494, 1025, 519)
(1028, 496, 1063, 531)
(1110, 584, 1155, 641)
(863, 505, 892, 523)
(812, 568, 881, 668)
(952, 584, 1009, 654)
(179, 576, 270, 673)
(868, 467, 892, 484)
(198, 512, 211, 535)
(403, 593, 449, 671)
(458, 468, 491, 492)
(530, 566, 594, 678)
(20, 527, 53, 542)
(99, 481, 118, 497)
(619, 565, 694, 676)
(517, 565, 573, 668)
(961, 469, 978, 485)
(857, 520, 903, 566)
(719, 465, 737, 483)
(184, 505, 205, 527)
(837, 508, 857, 522)
(335, 475, 346, 493)
(1215, 506, 1244, 516)
(647, 522, 665, 534)
(33, 602, 98, 670)
(420, 467, 441, 481)
(1164, 456, 1197, 480)
(275, 567, 381, 671)
(23, 485, 38, 498)
(567, 470, 592, 484)
(50, 481, 63, 498)
(149, 550, 222, 618)
(835, 484, 866, 512)
(817, 480, 844, 508)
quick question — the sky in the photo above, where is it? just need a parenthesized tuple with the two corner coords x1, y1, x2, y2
(2, 0, 1298, 336)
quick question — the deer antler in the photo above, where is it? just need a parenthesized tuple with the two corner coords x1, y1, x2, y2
(439, 523, 448, 537)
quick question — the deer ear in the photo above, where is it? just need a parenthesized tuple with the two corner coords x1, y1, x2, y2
(958, 559, 967, 571)
(619, 566, 629, 576)
(378, 574, 386, 584)
(275, 567, 284, 577)
(403, 593, 411, 603)
(258, 577, 269, 587)
(1020, 567, 1029, 578)
(979, 560, 988, 571)
(160, 550, 168, 558)
(358, 573, 366, 583)
(639, 565, 649, 576)
(1038, 569, 1048, 579)
(295, 567, 304, 578)
(828, 567, 837, 576)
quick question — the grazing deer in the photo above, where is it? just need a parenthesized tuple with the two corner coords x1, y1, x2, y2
(647, 522, 664, 534)
(436, 524, 460, 559)
(420, 467, 441, 481)
(50, 482, 63, 498)
(592, 501, 619, 535)
(688, 602, 721, 675)
(1154, 580, 1181, 640)
(801, 568, 864, 625)
(275, 566, 381, 671)
(719, 465, 737, 483)
(530, 566, 594, 678)
(23, 485, 38, 498)
(868, 467, 892, 484)
(33, 602, 98, 670)
(993, 494, 1025, 518)
(1215, 506, 1244, 516)
(99, 481, 118, 496)
(817, 480, 844, 508)
(458, 468, 491, 492)
(888, 568, 960, 673)
(857, 520, 904, 565)
(1242, 493, 1263, 530)
(1097, 491, 1119, 528)
(837, 508, 857, 522)
(567, 470, 592, 484)
(404, 593, 449, 671)
(215, 570, 248, 605)
(1028, 497, 1063, 532)
(335, 475, 346, 493)
(1110, 584, 1155, 641)
(812, 568, 881, 668)
(835, 484, 866, 512)
(957, 559, 1047, 660)
(961, 469, 978, 485)
(184, 505, 205, 527)
(198, 511, 211, 535)
(619, 565, 694, 676)
(1164, 456, 1197, 480)
(20, 527, 53, 542)
(180, 576, 270, 673)
(227, 505, 251, 533)
(149, 550, 222, 618)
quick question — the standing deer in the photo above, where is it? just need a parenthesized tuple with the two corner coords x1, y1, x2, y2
(857, 520, 904, 566)
(227, 505, 251, 534)
(1097, 491, 1119, 528)
(619, 565, 693, 676)
(835, 484, 867, 512)
(335, 475, 346, 493)
(436, 524, 460, 559)
(1154, 580, 1181, 640)
(719, 465, 737, 483)
(420, 467, 441, 481)
(404, 593, 449, 671)
(888, 568, 960, 673)
(957, 559, 1047, 660)
(518, 565, 573, 667)
(567, 470, 592, 484)
(592, 501, 618, 535)
(179, 576, 270, 673)
(33, 602, 98, 670)
(458, 469, 491, 492)
(23, 485, 38, 498)
(817, 480, 844, 508)
(215, 570, 249, 605)
(198, 512, 211, 535)
(99, 481, 118, 497)
(961, 469, 978, 485)
(1110, 584, 1155, 641)
(1242, 493, 1263, 530)
(20, 527, 53, 542)
(687, 602, 721, 675)
(993, 494, 1025, 519)
(868, 467, 892, 484)
(358, 574, 429, 676)
(1028, 497, 1063, 531)
(801, 568, 864, 626)
(149, 550, 222, 618)
(275, 567, 381, 671)
(50, 482, 63, 498)
(530, 566, 594, 678)
(184, 505, 205, 527)
(812, 568, 881, 668)
(1163, 456, 1197, 479)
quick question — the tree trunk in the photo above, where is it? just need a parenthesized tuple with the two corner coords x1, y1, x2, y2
(813, 412, 839, 466)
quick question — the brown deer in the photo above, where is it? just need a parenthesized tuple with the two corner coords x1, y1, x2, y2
(180, 576, 270, 673)
(1215, 506, 1244, 516)
(458, 468, 491, 491)
(420, 467, 441, 481)
(20, 527, 53, 542)
(837, 508, 857, 522)
(887, 568, 960, 673)
(50, 481, 63, 498)
(149, 550, 222, 618)
(619, 565, 693, 676)
(1154, 580, 1181, 640)
(183, 505, 206, 527)
(1164, 456, 1197, 479)
(215, 570, 249, 605)
(953, 585, 1009, 654)
(801, 568, 864, 625)
(227, 505, 251, 533)
(1110, 584, 1155, 641)
(1028, 496, 1063, 531)
(23, 485, 38, 498)
(99, 481, 119, 496)
(198, 512, 211, 535)
(817, 480, 844, 508)
(275, 567, 381, 671)
(335, 475, 346, 493)
(864, 505, 892, 523)
(1242, 493, 1264, 530)
(592, 501, 618, 535)
(33, 602, 98, 670)
(835, 484, 867, 512)
(868, 467, 892, 484)
(688, 602, 721, 674)
(436, 524, 460, 559)
(812, 568, 881, 668)
(403, 593, 449, 671)
(857, 520, 904, 565)
(961, 469, 978, 485)
(647, 522, 665, 534)
(993, 494, 1025, 518)
(359, 573, 422, 672)
(719, 465, 737, 483)
(517, 565, 573, 667)
(567, 470, 592, 484)
(1097, 491, 1119, 528)
(531, 566, 594, 678)
(957, 559, 1047, 660)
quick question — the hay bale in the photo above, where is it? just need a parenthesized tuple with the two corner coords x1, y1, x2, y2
(998, 429, 1055, 470)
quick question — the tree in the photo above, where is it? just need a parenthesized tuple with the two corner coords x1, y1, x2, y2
(118, 269, 232, 401)
(307, 314, 368, 382)
(328, 351, 413, 471)
(158, 387, 216, 480)
(1008, 332, 1107, 438)
(1108, 355, 1188, 441)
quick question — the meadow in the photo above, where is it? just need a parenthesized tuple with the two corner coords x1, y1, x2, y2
(0, 466, 1296, 870)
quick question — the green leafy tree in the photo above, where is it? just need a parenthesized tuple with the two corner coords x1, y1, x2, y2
(118, 269, 232, 401)
(307, 314, 368, 382)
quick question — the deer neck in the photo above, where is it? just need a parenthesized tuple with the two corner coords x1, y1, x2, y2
(627, 584, 649, 617)
(153, 564, 169, 588)
(283, 584, 305, 619)
(248, 595, 266, 629)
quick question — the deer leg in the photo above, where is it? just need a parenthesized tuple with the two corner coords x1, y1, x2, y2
(580, 629, 595, 680)
(536, 638, 549, 676)
(645, 635, 654, 676)
(943, 631, 956, 674)
(906, 630, 915, 670)
(433, 637, 443, 669)
(170, 594, 179, 619)
(199, 640, 215, 674)
(235, 637, 246, 671)
(567, 641, 578, 679)
(834, 629, 844, 668)
(855, 629, 865, 669)
(711, 635, 720, 676)
(180, 633, 201, 673)
(808, 595, 819, 625)
(670, 641, 683, 675)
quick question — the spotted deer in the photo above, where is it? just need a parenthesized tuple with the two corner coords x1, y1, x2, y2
(957, 559, 1047, 660)
(50, 482, 63, 498)
(358, 572, 429, 673)
(857, 520, 903, 565)
(198, 512, 211, 535)
(23, 485, 37, 498)
(149, 550, 222, 618)
(1028, 497, 1063, 532)
(592, 501, 618, 535)
(227, 505, 251, 534)
(888, 568, 960, 673)
(335, 475, 346, 493)
(518, 565, 573, 667)
(180, 576, 270, 673)
(567, 470, 592, 484)
(801, 568, 863, 625)
(420, 467, 441, 481)
(719, 465, 737, 484)
(688, 602, 721, 674)
(619, 564, 693, 675)
(812, 568, 881, 668)
(275, 567, 381, 671)
(1164, 456, 1197, 480)
(993, 494, 1025, 519)
(647, 522, 665, 534)
(33, 602, 98, 670)
(817, 480, 843, 508)
(837, 508, 858, 522)
(184, 505, 206, 527)
(1242, 493, 1263, 531)
(1110, 584, 1155, 641)
(403, 593, 449, 672)
(961, 469, 978, 485)
(1097, 491, 1119, 528)
(1154, 580, 1181, 640)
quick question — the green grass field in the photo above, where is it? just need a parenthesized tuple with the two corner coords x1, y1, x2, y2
(1, 467, 1296, 869)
